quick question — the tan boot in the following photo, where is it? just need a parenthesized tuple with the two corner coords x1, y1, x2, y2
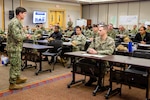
(9, 84, 23, 90)
(16, 77, 27, 84)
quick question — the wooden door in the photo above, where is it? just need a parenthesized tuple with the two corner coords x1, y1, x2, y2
(48, 10, 64, 29)
(49, 11, 56, 26)
(56, 11, 64, 28)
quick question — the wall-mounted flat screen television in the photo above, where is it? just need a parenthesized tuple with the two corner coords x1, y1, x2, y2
(33, 11, 47, 24)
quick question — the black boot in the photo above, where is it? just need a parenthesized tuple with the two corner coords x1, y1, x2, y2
(85, 77, 97, 86)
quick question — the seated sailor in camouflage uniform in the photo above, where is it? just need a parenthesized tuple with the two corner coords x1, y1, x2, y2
(107, 23, 118, 40)
(84, 25, 115, 86)
(71, 26, 86, 51)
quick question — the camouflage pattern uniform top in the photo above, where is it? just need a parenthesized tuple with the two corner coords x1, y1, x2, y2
(91, 31, 99, 38)
(48, 29, 54, 36)
(107, 29, 118, 40)
(131, 29, 138, 34)
(67, 21, 73, 27)
(33, 28, 42, 40)
(146, 29, 150, 33)
(64, 30, 74, 38)
(0, 28, 5, 41)
(0, 28, 4, 34)
(87, 36, 115, 55)
(6, 17, 27, 52)
(119, 29, 129, 36)
(71, 34, 86, 51)
(84, 29, 92, 39)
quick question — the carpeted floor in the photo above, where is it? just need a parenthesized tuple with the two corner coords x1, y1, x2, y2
(0, 73, 146, 100)
(0, 53, 147, 100)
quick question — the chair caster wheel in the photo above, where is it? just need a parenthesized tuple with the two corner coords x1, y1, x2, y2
(93, 93, 96, 96)
(35, 73, 38, 75)
(105, 96, 108, 99)
(67, 85, 70, 88)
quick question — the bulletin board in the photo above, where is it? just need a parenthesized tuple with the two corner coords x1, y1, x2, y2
(76, 19, 87, 27)
(119, 16, 138, 25)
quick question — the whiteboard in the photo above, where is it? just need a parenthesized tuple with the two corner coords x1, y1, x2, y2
(119, 16, 138, 25)
(145, 21, 150, 27)
(76, 19, 87, 27)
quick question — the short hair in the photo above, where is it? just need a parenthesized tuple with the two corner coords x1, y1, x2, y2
(100, 25, 108, 30)
(55, 26, 60, 29)
(93, 24, 98, 27)
(147, 25, 150, 27)
(140, 26, 146, 30)
(75, 26, 81, 30)
(36, 25, 40, 28)
(15, 7, 27, 15)
(109, 23, 113, 26)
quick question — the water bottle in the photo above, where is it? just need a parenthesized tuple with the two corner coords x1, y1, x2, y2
(128, 42, 132, 52)
(1, 55, 9, 66)
(1, 55, 5, 65)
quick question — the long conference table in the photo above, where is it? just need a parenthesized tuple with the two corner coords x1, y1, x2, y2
(22, 43, 53, 75)
(65, 51, 150, 100)
(3, 42, 53, 75)
(65, 51, 109, 96)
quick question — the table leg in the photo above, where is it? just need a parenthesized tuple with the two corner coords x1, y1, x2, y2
(35, 51, 51, 75)
(146, 69, 150, 100)
(105, 64, 121, 99)
(67, 57, 85, 88)
(21, 49, 36, 71)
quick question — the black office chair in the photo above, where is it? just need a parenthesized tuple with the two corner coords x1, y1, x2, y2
(42, 40, 65, 70)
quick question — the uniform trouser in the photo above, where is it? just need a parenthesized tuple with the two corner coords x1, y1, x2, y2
(7, 51, 21, 84)
(78, 59, 107, 83)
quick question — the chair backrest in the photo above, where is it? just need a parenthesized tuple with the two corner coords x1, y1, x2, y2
(132, 49, 150, 71)
(48, 40, 63, 52)
(0, 36, 4, 43)
(132, 50, 150, 59)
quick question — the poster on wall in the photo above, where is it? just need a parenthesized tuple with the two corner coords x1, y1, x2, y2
(119, 16, 138, 25)
(76, 19, 87, 27)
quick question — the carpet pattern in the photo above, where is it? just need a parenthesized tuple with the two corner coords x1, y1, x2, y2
(0, 73, 146, 100)
(0, 73, 71, 98)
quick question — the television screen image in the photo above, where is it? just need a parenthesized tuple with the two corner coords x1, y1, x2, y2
(33, 11, 47, 24)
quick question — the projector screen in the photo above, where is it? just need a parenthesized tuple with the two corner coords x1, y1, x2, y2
(33, 11, 47, 24)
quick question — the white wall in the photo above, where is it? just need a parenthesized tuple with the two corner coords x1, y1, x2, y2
(0, 0, 2, 28)
(4, 0, 20, 30)
(82, 1, 150, 29)
(22, 0, 81, 29)
(2, 0, 81, 30)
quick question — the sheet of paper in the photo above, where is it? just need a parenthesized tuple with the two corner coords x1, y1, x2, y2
(82, 53, 106, 58)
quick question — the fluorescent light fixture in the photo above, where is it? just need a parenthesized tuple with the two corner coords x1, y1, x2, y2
(78, 0, 116, 2)
(77, 0, 90, 2)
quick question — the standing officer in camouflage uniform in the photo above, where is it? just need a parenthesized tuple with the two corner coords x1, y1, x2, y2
(84, 25, 115, 86)
(71, 26, 86, 51)
(7, 7, 30, 90)
(67, 18, 73, 28)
